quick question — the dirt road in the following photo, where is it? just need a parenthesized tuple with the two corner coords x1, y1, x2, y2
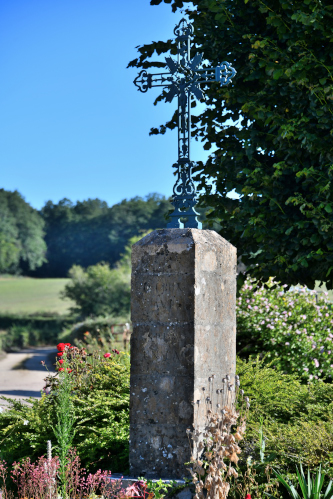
(0, 347, 56, 409)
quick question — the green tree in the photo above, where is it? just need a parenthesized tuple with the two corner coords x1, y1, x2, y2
(129, 0, 333, 289)
(35, 194, 171, 277)
(0, 189, 46, 273)
(61, 234, 144, 317)
(36, 198, 110, 278)
(107, 193, 172, 262)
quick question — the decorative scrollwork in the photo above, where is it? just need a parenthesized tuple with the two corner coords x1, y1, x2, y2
(133, 19, 236, 229)
(215, 61, 237, 85)
(166, 161, 201, 229)
(174, 18, 194, 38)
(133, 70, 151, 93)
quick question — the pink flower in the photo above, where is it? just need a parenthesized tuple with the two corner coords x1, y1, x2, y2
(104, 352, 111, 358)
(285, 342, 290, 346)
(314, 359, 320, 368)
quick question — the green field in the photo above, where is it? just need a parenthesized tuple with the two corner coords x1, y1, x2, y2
(0, 277, 74, 314)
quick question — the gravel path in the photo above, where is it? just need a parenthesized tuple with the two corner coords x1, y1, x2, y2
(0, 347, 57, 409)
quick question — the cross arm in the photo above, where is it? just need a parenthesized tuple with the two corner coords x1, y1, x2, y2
(134, 70, 174, 93)
(194, 61, 237, 86)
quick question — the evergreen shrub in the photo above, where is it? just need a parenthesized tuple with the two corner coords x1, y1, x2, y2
(237, 357, 333, 478)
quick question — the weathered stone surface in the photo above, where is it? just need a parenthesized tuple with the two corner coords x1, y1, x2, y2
(130, 424, 190, 477)
(130, 323, 194, 375)
(130, 228, 236, 478)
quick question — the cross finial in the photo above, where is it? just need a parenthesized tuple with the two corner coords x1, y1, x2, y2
(134, 19, 236, 229)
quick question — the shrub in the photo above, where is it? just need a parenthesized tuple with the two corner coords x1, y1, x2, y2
(237, 276, 333, 380)
(58, 315, 130, 348)
(61, 234, 146, 318)
(61, 262, 130, 318)
(0, 449, 144, 499)
(236, 357, 333, 478)
(0, 344, 130, 473)
(2, 350, 333, 484)
(0, 313, 73, 351)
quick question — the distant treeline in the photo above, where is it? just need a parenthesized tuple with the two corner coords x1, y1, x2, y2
(0, 189, 172, 277)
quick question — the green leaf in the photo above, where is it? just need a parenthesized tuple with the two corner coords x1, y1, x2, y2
(325, 204, 332, 213)
(273, 69, 284, 80)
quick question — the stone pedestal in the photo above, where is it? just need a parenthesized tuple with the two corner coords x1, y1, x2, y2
(130, 229, 236, 478)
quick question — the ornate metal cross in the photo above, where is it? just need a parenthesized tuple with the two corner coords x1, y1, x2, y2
(134, 18, 236, 229)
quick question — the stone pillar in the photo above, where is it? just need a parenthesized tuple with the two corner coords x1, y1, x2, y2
(130, 229, 236, 478)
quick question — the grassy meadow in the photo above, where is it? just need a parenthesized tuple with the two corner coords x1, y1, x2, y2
(0, 276, 74, 315)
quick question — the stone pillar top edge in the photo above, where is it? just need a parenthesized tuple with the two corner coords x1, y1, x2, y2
(133, 228, 236, 252)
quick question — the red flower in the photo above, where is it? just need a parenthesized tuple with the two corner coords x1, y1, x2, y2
(57, 352, 63, 357)
(112, 349, 120, 355)
(58, 368, 65, 372)
(57, 343, 66, 352)
(245, 495, 252, 499)
(65, 343, 71, 347)
(58, 359, 64, 364)
(66, 368, 72, 373)
(104, 352, 111, 358)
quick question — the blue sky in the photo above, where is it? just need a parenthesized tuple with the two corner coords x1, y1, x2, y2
(0, 0, 215, 210)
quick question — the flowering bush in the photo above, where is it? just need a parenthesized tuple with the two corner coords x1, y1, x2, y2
(237, 276, 333, 380)
(0, 449, 153, 499)
(0, 342, 130, 473)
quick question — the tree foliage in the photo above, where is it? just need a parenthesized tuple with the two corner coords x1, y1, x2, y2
(34, 194, 171, 278)
(128, 0, 333, 289)
(61, 234, 142, 317)
(0, 189, 46, 274)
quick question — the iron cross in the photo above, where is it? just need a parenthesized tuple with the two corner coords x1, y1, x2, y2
(134, 18, 236, 229)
